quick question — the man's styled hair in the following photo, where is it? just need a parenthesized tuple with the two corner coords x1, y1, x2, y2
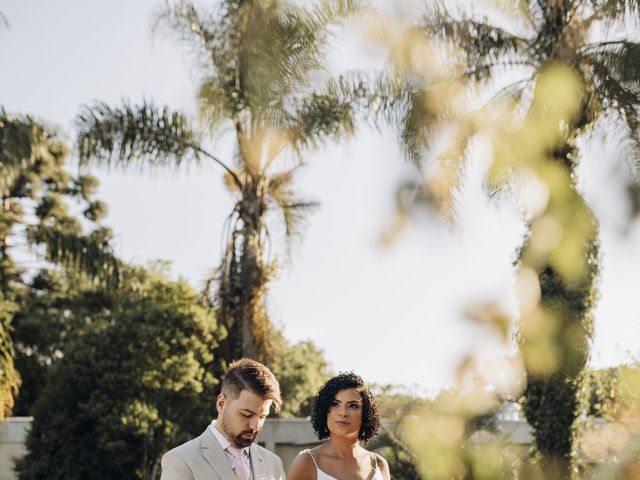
(311, 372, 380, 442)
(221, 358, 282, 413)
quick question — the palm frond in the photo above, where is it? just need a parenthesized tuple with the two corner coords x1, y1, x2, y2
(262, 165, 318, 244)
(75, 101, 201, 170)
(462, 60, 535, 85)
(243, 0, 364, 119)
(582, 41, 640, 84)
(266, 168, 297, 197)
(286, 74, 369, 150)
(366, 65, 451, 164)
(422, 3, 529, 77)
(306, 0, 365, 33)
(154, 0, 224, 67)
(425, 124, 475, 223)
(240, 4, 325, 118)
(586, 55, 640, 170)
(369, 68, 420, 118)
(157, 0, 242, 122)
(484, 76, 533, 115)
(400, 84, 455, 165)
(270, 188, 318, 245)
(196, 78, 233, 131)
(587, 55, 640, 120)
(399, 94, 436, 165)
(280, 199, 319, 241)
(588, 0, 640, 29)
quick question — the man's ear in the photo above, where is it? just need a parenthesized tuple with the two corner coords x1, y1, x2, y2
(216, 393, 226, 414)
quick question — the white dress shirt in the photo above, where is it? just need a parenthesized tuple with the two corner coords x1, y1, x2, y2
(209, 421, 252, 479)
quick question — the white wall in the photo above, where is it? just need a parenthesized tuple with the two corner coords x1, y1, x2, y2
(0, 418, 30, 480)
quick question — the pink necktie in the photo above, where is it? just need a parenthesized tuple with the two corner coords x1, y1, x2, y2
(228, 446, 250, 480)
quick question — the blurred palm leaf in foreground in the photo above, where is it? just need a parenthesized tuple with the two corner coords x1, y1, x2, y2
(371, 0, 640, 476)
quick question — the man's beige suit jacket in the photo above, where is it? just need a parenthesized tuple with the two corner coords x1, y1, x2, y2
(161, 427, 286, 480)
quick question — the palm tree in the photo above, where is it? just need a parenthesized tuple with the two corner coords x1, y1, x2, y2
(0, 110, 121, 418)
(386, 0, 640, 476)
(76, 0, 368, 366)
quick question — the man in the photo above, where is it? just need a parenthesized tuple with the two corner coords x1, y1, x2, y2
(161, 358, 285, 480)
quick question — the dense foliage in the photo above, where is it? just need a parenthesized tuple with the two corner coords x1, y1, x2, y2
(15, 269, 220, 480)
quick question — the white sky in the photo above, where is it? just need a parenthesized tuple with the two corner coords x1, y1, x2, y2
(1, 0, 639, 395)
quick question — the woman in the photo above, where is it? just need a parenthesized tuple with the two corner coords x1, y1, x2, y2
(288, 373, 390, 480)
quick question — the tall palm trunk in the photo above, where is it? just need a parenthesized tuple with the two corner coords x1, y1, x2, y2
(518, 128, 599, 478)
(215, 184, 275, 364)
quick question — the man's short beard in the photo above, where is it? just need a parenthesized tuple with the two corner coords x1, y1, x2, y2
(221, 416, 257, 448)
(232, 433, 255, 448)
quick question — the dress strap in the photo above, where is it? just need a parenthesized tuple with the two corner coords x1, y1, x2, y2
(370, 453, 380, 471)
(305, 450, 320, 469)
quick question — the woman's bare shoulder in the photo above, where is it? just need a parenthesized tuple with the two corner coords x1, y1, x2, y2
(309, 443, 330, 455)
(287, 450, 317, 480)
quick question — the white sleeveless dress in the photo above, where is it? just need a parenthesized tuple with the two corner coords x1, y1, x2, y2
(301, 449, 385, 480)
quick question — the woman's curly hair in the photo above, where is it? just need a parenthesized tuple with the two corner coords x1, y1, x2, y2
(310, 372, 380, 442)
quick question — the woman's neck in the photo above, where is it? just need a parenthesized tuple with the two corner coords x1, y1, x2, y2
(326, 435, 361, 458)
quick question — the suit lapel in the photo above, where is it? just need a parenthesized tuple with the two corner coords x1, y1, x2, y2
(200, 427, 236, 480)
(249, 443, 267, 480)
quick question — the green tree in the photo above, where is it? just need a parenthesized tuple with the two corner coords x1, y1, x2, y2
(0, 110, 120, 417)
(270, 337, 331, 417)
(13, 269, 328, 418)
(75, 0, 367, 369)
(11, 268, 119, 415)
(15, 267, 220, 480)
(13, 266, 332, 418)
(385, 1, 640, 475)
